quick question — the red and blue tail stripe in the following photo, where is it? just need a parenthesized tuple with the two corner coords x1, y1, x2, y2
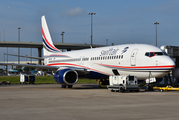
(42, 28, 60, 52)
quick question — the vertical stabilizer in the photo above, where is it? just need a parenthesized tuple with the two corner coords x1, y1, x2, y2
(41, 16, 61, 56)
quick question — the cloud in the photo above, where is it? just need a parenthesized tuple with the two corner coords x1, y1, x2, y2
(62, 6, 85, 17)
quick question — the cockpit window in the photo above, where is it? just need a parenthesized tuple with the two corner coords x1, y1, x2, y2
(161, 50, 168, 55)
(145, 51, 167, 57)
(163, 52, 168, 55)
(150, 52, 155, 57)
(145, 52, 155, 57)
(154, 52, 163, 56)
(145, 52, 149, 56)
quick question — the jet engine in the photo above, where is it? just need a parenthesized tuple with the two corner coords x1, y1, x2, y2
(54, 69, 78, 85)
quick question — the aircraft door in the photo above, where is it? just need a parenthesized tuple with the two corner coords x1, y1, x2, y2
(130, 49, 138, 66)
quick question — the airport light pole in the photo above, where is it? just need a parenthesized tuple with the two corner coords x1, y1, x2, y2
(154, 22, 159, 47)
(3, 53, 5, 63)
(106, 39, 108, 46)
(31, 47, 32, 64)
(18, 27, 21, 64)
(88, 12, 96, 47)
(7, 47, 8, 63)
(61, 31, 65, 52)
(61, 31, 65, 43)
(3, 29, 5, 41)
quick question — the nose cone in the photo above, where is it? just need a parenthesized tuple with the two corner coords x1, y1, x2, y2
(159, 56, 175, 69)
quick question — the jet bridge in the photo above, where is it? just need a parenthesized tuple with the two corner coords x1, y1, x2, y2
(160, 45, 179, 86)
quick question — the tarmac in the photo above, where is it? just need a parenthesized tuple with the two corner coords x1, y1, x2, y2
(0, 84, 179, 120)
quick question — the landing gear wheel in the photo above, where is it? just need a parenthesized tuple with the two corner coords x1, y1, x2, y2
(68, 85, 73, 88)
(61, 85, 66, 88)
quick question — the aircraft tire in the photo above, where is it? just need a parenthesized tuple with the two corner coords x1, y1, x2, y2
(61, 85, 66, 88)
(68, 85, 73, 88)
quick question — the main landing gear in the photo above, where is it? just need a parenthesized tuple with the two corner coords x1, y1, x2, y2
(61, 85, 73, 88)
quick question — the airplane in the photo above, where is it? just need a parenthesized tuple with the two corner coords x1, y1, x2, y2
(0, 16, 175, 88)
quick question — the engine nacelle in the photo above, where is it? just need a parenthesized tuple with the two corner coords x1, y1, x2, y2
(54, 69, 78, 85)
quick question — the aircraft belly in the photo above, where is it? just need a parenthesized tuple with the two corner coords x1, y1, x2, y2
(117, 69, 169, 80)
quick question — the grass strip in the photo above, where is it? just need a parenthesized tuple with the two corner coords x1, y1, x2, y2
(0, 76, 97, 84)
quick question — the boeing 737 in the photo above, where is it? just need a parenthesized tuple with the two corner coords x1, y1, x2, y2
(0, 16, 175, 88)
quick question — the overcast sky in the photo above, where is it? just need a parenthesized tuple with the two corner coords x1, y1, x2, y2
(0, 0, 179, 64)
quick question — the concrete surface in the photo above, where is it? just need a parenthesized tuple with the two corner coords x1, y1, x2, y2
(0, 84, 179, 120)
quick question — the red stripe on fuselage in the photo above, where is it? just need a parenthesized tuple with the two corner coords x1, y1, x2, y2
(97, 63, 175, 69)
(47, 63, 111, 75)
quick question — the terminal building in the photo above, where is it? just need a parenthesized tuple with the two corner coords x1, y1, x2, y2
(161, 45, 179, 67)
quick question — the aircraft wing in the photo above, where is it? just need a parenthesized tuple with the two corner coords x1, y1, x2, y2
(0, 62, 58, 70)
(3, 53, 44, 60)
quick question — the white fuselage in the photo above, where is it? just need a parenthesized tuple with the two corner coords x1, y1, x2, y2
(44, 44, 175, 80)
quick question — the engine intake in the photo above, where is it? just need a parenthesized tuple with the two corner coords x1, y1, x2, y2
(54, 69, 78, 85)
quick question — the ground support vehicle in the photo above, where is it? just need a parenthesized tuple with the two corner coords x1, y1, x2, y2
(0, 81, 11, 85)
(107, 75, 139, 93)
(153, 85, 179, 92)
(20, 74, 35, 84)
